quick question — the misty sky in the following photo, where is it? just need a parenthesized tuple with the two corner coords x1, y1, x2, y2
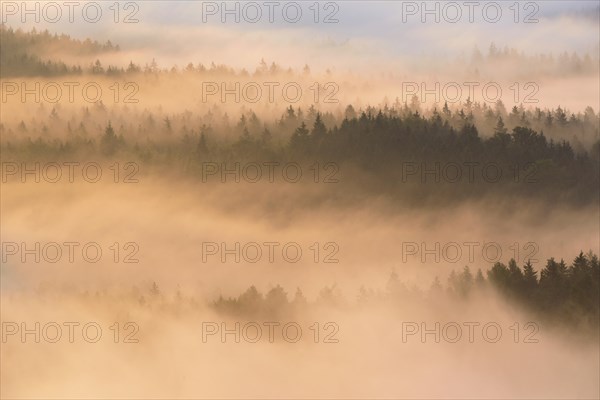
(3, 1, 599, 70)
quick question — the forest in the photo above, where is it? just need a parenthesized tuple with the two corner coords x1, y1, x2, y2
(1, 13, 600, 399)
(3, 105, 599, 205)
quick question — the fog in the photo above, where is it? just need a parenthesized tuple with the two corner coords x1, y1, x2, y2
(2, 178, 599, 292)
(3, 291, 599, 399)
(1, 5, 599, 398)
(2, 177, 599, 398)
(2, 50, 599, 119)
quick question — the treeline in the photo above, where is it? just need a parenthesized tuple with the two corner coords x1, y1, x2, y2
(3, 98, 598, 151)
(0, 25, 118, 77)
(465, 42, 599, 76)
(0, 25, 304, 77)
(445, 251, 599, 328)
(19, 251, 597, 332)
(2, 26, 599, 78)
(3, 106, 599, 204)
(192, 108, 598, 203)
(204, 251, 599, 330)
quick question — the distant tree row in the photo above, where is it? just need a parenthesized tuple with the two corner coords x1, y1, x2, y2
(4, 97, 597, 153)
(2, 25, 598, 78)
(204, 251, 599, 330)
(0, 25, 118, 77)
(468, 42, 599, 75)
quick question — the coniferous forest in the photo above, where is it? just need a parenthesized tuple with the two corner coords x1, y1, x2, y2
(1, 8, 599, 399)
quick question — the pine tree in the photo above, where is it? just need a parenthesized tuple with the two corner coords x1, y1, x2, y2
(523, 260, 538, 291)
(475, 269, 485, 288)
(508, 258, 524, 292)
(290, 121, 309, 152)
(311, 114, 327, 138)
(292, 287, 307, 308)
(100, 122, 118, 155)
(494, 116, 508, 135)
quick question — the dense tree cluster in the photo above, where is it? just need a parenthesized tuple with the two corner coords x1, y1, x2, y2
(3, 104, 599, 204)
(447, 252, 599, 328)
(0, 25, 118, 77)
